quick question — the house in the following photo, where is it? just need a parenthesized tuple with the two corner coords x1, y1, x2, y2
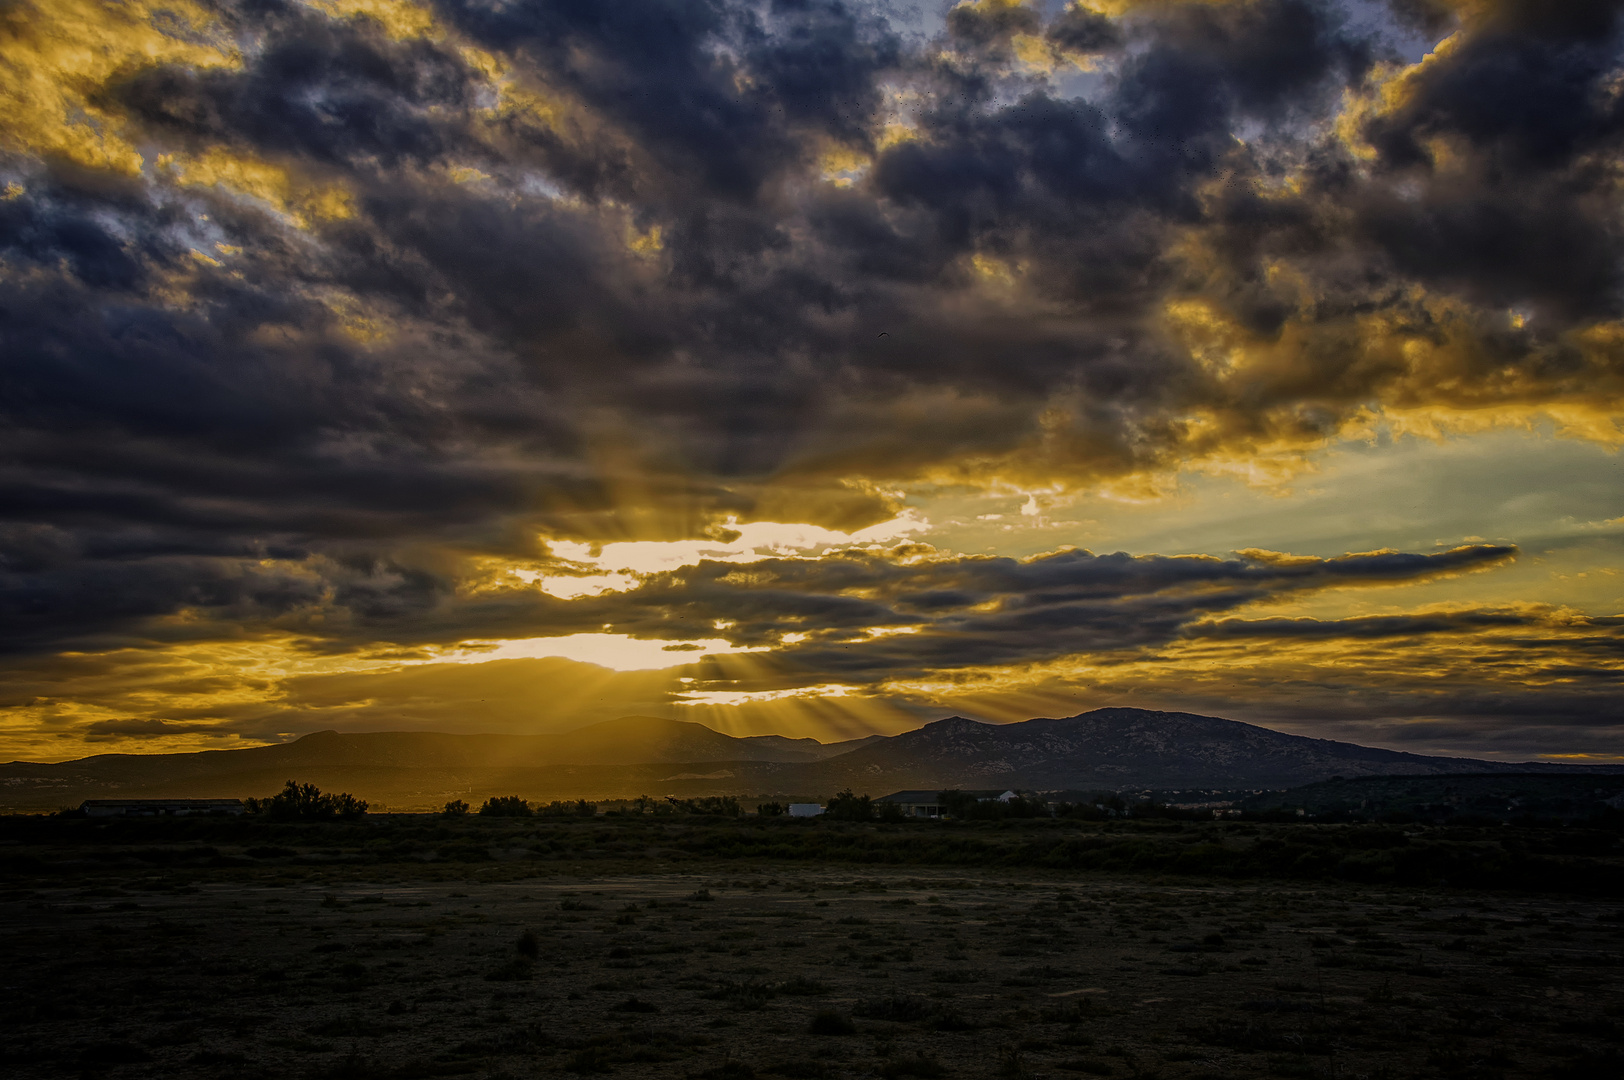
(79, 799, 246, 817)
(788, 803, 824, 817)
(875, 790, 1022, 819)
(874, 790, 945, 818)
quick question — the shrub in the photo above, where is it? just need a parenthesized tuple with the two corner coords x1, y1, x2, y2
(705, 979, 772, 1010)
(854, 994, 929, 1022)
(442, 799, 470, 815)
(612, 996, 659, 1013)
(938, 790, 1048, 820)
(774, 976, 829, 996)
(78, 1042, 151, 1065)
(479, 795, 533, 817)
(877, 800, 908, 823)
(880, 1053, 946, 1078)
(565, 1046, 614, 1074)
(669, 796, 742, 816)
(253, 781, 368, 821)
(537, 799, 598, 817)
(808, 1010, 856, 1036)
(485, 957, 534, 982)
(757, 802, 787, 817)
(691, 1062, 756, 1080)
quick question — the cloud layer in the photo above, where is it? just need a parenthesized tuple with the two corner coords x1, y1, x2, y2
(2, 0, 1623, 756)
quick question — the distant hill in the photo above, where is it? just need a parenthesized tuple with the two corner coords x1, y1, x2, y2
(2, 708, 1616, 811)
(0, 717, 886, 810)
(785, 709, 1607, 791)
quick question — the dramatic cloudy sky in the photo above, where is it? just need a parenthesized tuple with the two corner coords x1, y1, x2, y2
(2, 0, 1622, 762)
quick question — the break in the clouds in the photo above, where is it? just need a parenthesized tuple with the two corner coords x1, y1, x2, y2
(1, 0, 1622, 759)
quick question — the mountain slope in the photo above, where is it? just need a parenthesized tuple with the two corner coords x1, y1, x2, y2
(793, 708, 1608, 790)
(0, 716, 878, 807)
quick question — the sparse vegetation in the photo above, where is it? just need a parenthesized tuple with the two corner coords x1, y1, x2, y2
(246, 780, 368, 820)
(537, 799, 598, 817)
(880, 1052, 947, 1078)
(808, 1009, 857, 1036)
(5, 811, 1624, 1080)
(669, 795, 742, 816)
(478, 795, 533, 817)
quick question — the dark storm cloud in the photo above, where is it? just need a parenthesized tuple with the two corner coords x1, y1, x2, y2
(2, 0, 1622, 676)
(1351, 8, 1624, 322)
(1045, 6, 1121, 54)
(112, 5, 480, 170)
(80, 717, 221, 740)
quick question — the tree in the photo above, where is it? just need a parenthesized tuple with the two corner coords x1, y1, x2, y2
(252, 780, 368, 821)
(536, 799, 597, 817)
(443, 799, 470, 816)
(824, 789, 872, 822)
(756, 801, 786, 817)
(479, 795, 533, 817)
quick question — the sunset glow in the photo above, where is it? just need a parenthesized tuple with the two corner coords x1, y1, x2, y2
(2, 0, 1621, 764)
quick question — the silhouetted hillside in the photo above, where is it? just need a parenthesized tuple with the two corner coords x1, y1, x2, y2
(789, 709, 1600, 790)
(3, 708, 1616, 810)
(0, 717, 884, 809)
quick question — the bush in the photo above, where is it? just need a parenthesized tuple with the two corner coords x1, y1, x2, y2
(612, 996, 659, 1013)
(565, 1046, 614, 1074)
(757, 802, 786, 817)
(537, 799, 597, 817)
(250, 781, 368, 821)
(808, 1010, 857, 1036)
(880, 1053, 946, 1079)
(938, 790, 1048, 820)
(669, 795, 741, 817)
(442, 799, 470, 815)
(854, 994, 929, 1022)
(824, 789, 872, 822)
(479, 795, 533, 817)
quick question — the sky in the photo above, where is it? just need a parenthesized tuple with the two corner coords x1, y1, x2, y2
(1, 0, 1622, 763)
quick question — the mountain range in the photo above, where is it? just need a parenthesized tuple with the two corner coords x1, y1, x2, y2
(3, 709, 1618, 811)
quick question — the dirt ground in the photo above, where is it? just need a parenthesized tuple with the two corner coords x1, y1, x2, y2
(3, 857, 1622, 1080)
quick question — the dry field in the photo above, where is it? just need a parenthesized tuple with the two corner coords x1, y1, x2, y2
(4, 836, 1623, 1080)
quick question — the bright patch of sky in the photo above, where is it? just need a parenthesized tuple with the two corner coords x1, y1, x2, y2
(441, 633, 769, 671)
(910, 427, 1624, 615)
(518, 512, 930, 598)
(675, 682, 858, 706)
